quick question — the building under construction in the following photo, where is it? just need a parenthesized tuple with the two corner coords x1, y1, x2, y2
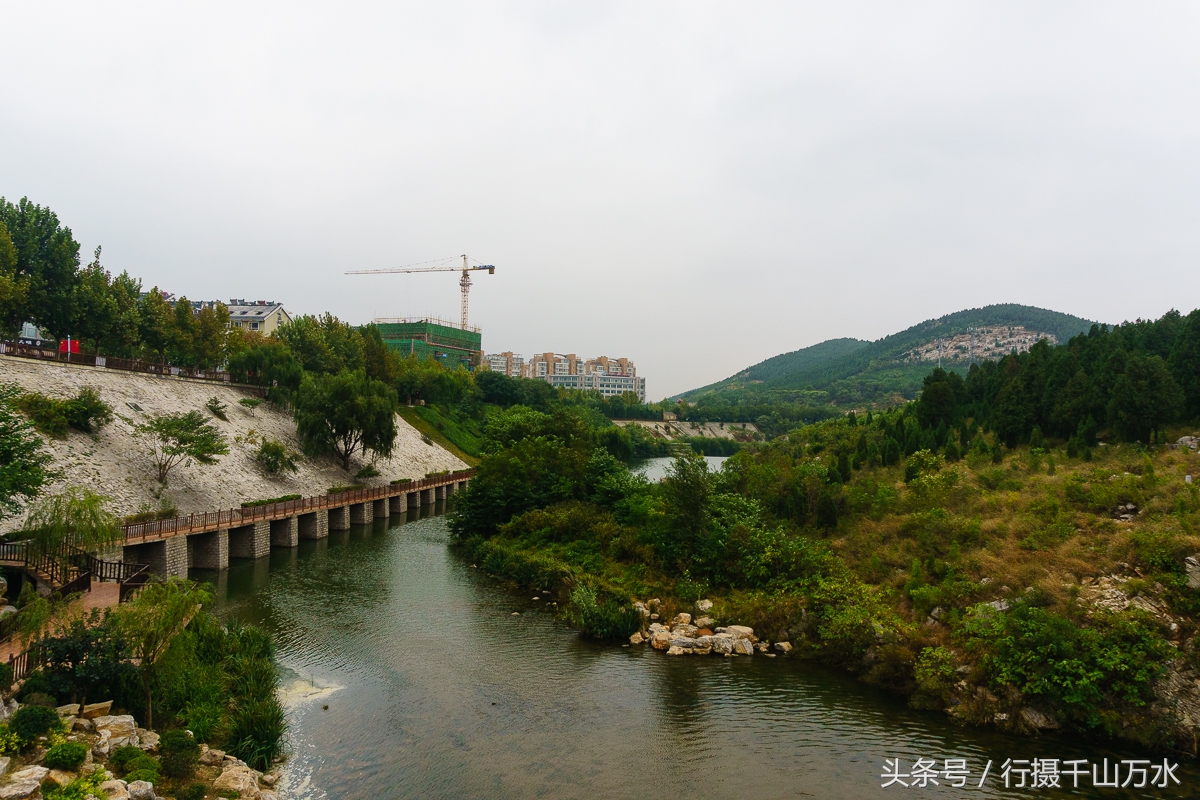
(374, 317, 482, 370)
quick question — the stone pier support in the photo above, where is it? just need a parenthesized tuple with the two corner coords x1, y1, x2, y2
(124, 537, 188, 578)
(372, 498, 389, 519)
(350, 502, 374, 525)
(328, 505, 349, 530)
(407, 492, 420, 509)
(389, 495, 407, 515)
(188, 529, 229, 570)
(434, 485, 446, 501)
(420, 488, 433, 505)
(298, 509, 328, 539)
(271, 516, 298, 548)
(229, 520, 270, 559)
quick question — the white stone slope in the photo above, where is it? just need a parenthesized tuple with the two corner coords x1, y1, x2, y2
(0, 356, 466, 529)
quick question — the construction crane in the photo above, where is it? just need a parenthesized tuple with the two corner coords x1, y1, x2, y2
(345, 255, 495, 329)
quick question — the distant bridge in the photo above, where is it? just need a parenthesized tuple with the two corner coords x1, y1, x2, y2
(120, 470, 474, 577)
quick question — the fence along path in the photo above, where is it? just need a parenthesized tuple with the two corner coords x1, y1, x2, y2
(123, 469, 475, 542)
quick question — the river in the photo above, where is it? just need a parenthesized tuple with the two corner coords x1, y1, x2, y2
(197, 508, 1195, 799)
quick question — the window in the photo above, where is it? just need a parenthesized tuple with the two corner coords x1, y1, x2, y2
(251, 322, 260, 330)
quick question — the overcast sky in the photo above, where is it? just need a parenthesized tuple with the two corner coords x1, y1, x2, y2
(4, 3, 1199, 398)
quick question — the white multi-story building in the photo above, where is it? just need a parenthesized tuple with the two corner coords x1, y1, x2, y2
(483, 351, 525, 377)
(513, 352, 646, 402)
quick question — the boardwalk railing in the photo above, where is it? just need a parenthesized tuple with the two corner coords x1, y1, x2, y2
(0, 540, 150, 644)
(0, 341, 236, 384)
(122, 469, 475, 542)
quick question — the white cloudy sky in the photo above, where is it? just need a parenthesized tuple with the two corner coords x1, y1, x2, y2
(3, 3, 1199, 398)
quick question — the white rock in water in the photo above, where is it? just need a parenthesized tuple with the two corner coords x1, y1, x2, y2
(629, 631, 645, 645)
(733, 638, 755, 656)
(695, 599, 713, 612)
(670, 612, 692, 626)
(774, 641, 793, 654)
(710, 634, 735, 655)
(726, 625, 756, 642)
(693, 616, 715, 629)
(650, 631, 672, 650)
(666, 645, 687, 656)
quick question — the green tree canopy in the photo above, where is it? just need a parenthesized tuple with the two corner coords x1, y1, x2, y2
(22, 486, 121, 553)
(1108, 354, 1184, 443)
(134, 410, 230, 484)
(0, 384, 53, 518)
(293, 369, 398, 470)
(0, 197, 81, 338)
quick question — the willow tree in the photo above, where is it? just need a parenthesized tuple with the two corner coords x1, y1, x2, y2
(22, 487, 121, 553)
(111, 578, 210, 728)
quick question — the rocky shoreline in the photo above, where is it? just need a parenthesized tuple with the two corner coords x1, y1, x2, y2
(0, 698, 283, 800)
(626, 599, 793, 658)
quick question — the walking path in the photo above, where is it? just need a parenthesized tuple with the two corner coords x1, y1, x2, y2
(0, 579, 121, 662)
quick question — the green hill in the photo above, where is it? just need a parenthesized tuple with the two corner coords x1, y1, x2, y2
(682, 304, 1099, 407)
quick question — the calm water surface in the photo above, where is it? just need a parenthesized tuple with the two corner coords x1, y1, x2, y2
(196, 509, 1198, 799)
(632, 455, 727, 481)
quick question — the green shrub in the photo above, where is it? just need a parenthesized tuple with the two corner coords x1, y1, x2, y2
(9, 704, 59, 741)
(124, 768, 160, 784)
(180, 699, 223, 743)
(354, 464, 380, 479)
(16, 393, 69, 437)
(327, 484, 364, 494)
(159, 730, 200, 779)
(224, 696, 287, 770)
(177, 783, 208, 800)
(67, 387, 112, 432)
(0, 662, 12, 691)
(256, 439, 298, 474)
(122, 755, 160, 780)
(240, 494, 301, 508)
(22, 692, 56, 708)
(0, 723, 22, 755)
(238, 397, 263, 412)
(109, 745, 147, 774)
(16, 388, 112, 438)
(568, 584, 640, 639)
(43, 741, 88, 770)
(205, 397, 229, 421)
(960, 604, 1172, 729)
(40, 772, 106, 800)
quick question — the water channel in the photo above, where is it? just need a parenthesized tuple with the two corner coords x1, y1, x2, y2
(196, 507, 1196, 799)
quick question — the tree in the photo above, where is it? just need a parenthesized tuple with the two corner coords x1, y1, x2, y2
(0, 221, 29, 338)
(0, 384, 52, 519)
(71, 247, 120, 352)
(1108, 354, 1184, 443)
(916, 370, 958, 430)
(1169, 309, 1200, 421)
(22, 487, 121, 553)
(293, 369, 398, 470)
(0, 197, 81, 338)
(111, 578, 210, 728)
(134, 410, 229, 483)
(137, 288, 174, 363)
(227, 338, 303, 404)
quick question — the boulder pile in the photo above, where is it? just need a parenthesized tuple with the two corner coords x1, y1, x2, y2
(0, 701, 283, 800)
(627, 602, 794, 658)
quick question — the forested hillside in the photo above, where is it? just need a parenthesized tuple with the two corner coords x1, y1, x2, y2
(681, 304, 1097, 408)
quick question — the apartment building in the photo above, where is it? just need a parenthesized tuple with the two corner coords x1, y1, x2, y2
(483, 351, 525, 377)
(500, 351, 645, 401)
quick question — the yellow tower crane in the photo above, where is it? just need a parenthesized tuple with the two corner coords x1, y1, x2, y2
(345, 255, 495, 329)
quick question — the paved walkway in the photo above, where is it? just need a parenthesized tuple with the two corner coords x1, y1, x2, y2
(0, 579, 121, 663)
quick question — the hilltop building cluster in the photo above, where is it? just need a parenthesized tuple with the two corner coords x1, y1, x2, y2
(484, 351, 646, 402)
(903, 325, 1057, 364)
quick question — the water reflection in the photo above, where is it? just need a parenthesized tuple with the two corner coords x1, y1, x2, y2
(192, 512, 1196, 800)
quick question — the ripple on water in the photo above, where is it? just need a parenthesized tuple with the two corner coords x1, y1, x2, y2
(204, 515, 1197, 800)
